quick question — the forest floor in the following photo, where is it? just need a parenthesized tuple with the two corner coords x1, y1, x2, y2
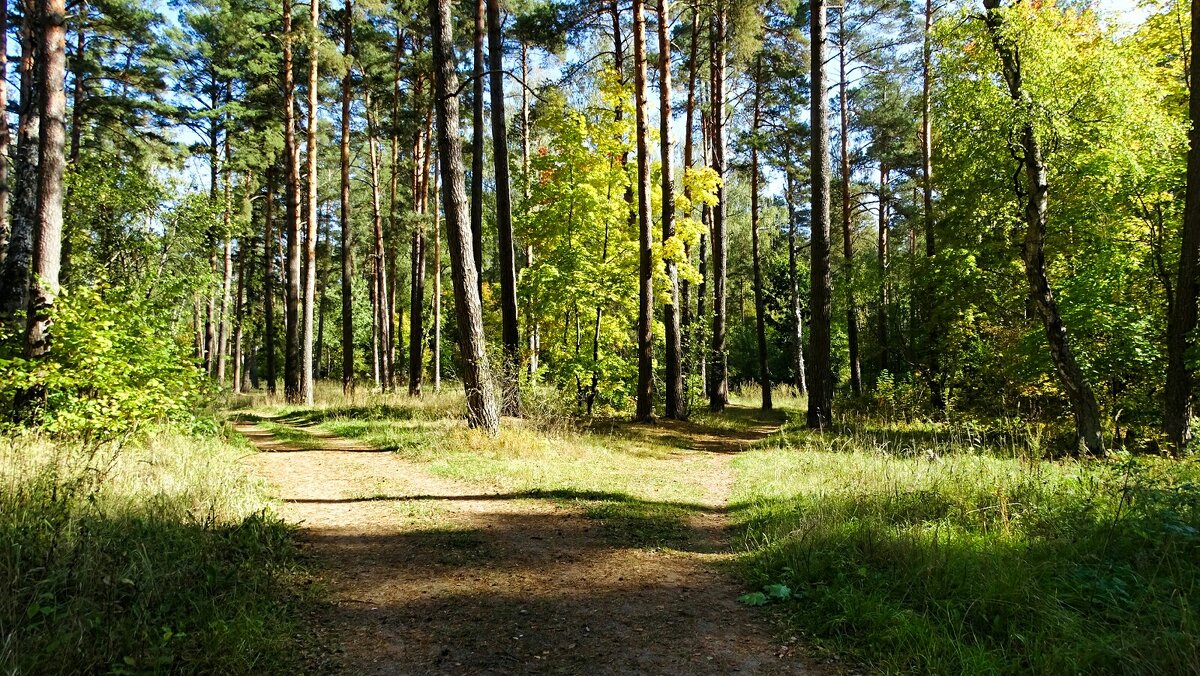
(231, 397, 836, 675)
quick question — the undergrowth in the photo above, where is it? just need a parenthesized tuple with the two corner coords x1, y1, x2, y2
(732, 419, 1200, 674)
(0, 429, 307, 674)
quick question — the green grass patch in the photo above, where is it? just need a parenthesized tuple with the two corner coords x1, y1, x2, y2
(0, 430, 309, 674)
(731, 423, 1200, 674)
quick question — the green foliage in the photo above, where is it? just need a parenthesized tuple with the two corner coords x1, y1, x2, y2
(0, 285, 208, 438)
(0, 431, 306, 674)
(733, 421, 1200, 673)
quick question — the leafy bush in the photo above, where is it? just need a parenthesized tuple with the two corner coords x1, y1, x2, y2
(0, 285, 208, 438)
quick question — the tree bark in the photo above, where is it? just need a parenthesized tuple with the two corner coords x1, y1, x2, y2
(984, 0, 1104, 455)
(1, 0, 40, 324)
(301, 0, 320, 404)
(432, 158, 441, 392)
(837, 12, 861, 396)
(233, 234, 247, 394)
(428, 0, 500, 434)
(471, 0, 485, 295)
(808, 0, 834, 429)
(680, 0, 700, 338)
(366, 95, 393, 394)
(632, 0, 655, 421)
(657, 0, 684, 419)
(750, 56, 771, 410)
(487, 0, 522, 416)
(922, 0, 942, 409)
(521, 42, 537, 377)
(786, 170, 807, 395)
(878, 161, 889, 373)
(708, 0, 729, 412)
(0, 0, 11, 271)
(340, 0, 355, 394)
(282, 0, 302, 402)
(264, 167, 278, 394)
(217, 153, 233, 385)
(24, 0, 66, 370)
(409, 122, 427, 396)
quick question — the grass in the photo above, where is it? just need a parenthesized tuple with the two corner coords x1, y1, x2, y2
(0, 428, 308, 674)
(731, 416, 1200, 674)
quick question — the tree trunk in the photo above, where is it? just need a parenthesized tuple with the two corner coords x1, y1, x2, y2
(786, 170, 807, 395)
(838, 13, 861, 396)
(984, 0, 1104, 455)
(680, 0, 700, 338)
(233, 235, 247, 394)
(283, 0, 302, 403)
(922, 0, 942, 409)
(521, 42, 537, 377)
(632, 0, 655, 422)
(409, 122, 427, 396)
(471, 0, 484, 295)
(0, 0, 11, 271)
(878, 161, 889, 373)
(750, 56, 771, 410)
(428, 0, 500, 434)
(487, 0, 522, 416)
(216, 143, 233, 386)
(657, 0, 684, 419)
(432, 159, 441, 392)
(366, 95, 393, 394)
(264, 167, 278, 394)
(301, 0, 320, 404)
(1, 0, 40, 325)
(1166, 0, 1200, 450)
(808, 0, 834, 429)
(24, 0, 66, 371)
(340, 0, 354, 394)
(708, 0, 729, 412)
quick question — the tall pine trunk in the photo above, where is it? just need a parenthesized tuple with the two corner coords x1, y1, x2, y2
(708, 1, 729, 412)
(984, 0, 1104, 455)
(408, 111, 427, 396)
(432, 159, 441, 392)
(808, 0, 834, 429)
(1, 0, 40, 324)
(1165, 0, 1200, 450)
(878, 161, 890, 373)
(264, 167, 277, 394)
(301, 0, 320, 404)
(837, 14, 861, 396)
(487, 0, 521, 416)
(750, 56, 771, 410)
(786, 170, 807, 395)
(282, 0, 303, 402)
(632, 0, 655, 422)
(471, 0, 484, 294)
(24, 0, 66, 372)
(657, 0, 684, 419)
(428, 0, 499, 434)
(922, 0, 942, 409)
(0, 0, 11, 271)
(366, 95, 393, 394)
(340, 0, 354, 394)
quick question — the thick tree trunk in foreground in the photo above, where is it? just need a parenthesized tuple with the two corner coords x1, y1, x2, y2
(838, 14, 861, 396)
(1, 0, 40, 324)
(429, 0, 499, 434)
(487, 0, 522, 416)
(264, 167, 277, 394)
(750, 57, 771, 410)
(282, 0, 302, 403)
(808, 0, 834, 429)
(708, 1, 729, 412)
(984, 0, 1104, 455)
(340, 0, 354, 394)
(24, 0, 66, 371)
(1166, 0, 1200, 451)
(632, 0, 655, 422)
(658, 0, 684, 419)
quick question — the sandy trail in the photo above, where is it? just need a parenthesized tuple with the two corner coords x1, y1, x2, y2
(234, 416, 824, 675)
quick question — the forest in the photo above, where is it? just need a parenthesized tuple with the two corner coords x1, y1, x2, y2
(2, 0, 1199, 671)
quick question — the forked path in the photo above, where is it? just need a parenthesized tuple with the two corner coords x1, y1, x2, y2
(235, 416, 827, 675)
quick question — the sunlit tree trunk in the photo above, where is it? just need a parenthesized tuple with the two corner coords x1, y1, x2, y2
(808, 0, 834, 429)
(366, 94, 393, 394)
(432, 160, 441, 393)
(837, 12, 861, 397)
(878, 160, 890, 374)
(487, 0, 521, 416)
(340, 0, 354, 394)
(471, 0, 484, 295)
(429, 0, 499, 434)
(786, 170, 807, 395)
(409, 108, 427, 396)
(657, 0, 683, 419)
(282, 0, 303, 403)
(233, 234, 247, 394)
(216, 142, 233, 386)
(708, 1, 729, 412)
(264, 167, 277, 394)
(521, 42, 537, 377)
(301, 0, 320, 404)
(922, 0, 942, 409)
(750, 55, 771, 410)
(984, 0, 1104, 455)
(23, 0, 66, 376)
(632, 0, 655, 421)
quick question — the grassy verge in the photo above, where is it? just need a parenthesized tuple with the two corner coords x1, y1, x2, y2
(731, 418, 1200, 674)
(0, 429, 308, 674)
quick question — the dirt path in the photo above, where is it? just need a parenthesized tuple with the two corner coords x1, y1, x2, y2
(235, 415, 825, 675)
